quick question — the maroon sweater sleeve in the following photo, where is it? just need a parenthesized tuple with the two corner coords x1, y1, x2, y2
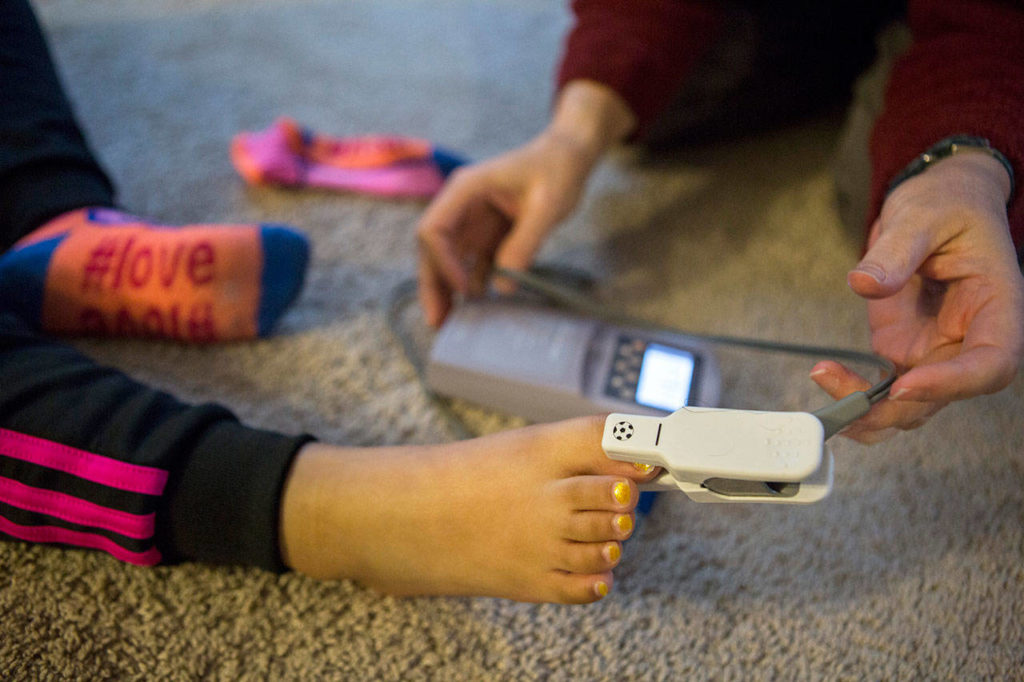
(869, 0, 1024, 253)
(556, 0, 725, 137)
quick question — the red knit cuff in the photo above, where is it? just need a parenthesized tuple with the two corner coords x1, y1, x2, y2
(556, 0, 725, 138)
(868, 5, 1024, 256)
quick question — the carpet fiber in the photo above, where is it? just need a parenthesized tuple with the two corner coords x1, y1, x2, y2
(3, 1, 1022, 678)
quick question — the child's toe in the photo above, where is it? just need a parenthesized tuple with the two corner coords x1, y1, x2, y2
(564, 511, 635, 542)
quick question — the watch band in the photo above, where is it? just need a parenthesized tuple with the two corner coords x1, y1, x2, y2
(886, 135, 1016, 204)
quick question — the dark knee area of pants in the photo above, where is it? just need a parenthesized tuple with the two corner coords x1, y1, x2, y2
(0, 0, 116, 251)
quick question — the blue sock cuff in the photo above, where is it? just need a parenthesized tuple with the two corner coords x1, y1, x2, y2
(0, 236, 64, 325)
(431, 147, 468, 178)
(257, 225, 310, 337)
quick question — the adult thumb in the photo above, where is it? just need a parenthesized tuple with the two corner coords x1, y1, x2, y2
(847, 218, 934, 299)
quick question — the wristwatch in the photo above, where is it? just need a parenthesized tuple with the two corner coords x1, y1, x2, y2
(887, 135, 1016, 204)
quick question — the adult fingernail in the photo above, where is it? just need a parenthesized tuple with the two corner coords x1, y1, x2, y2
(604, 543, 621, 564)
(889, 387, 910, 400)
(594, 581, 609, 598)
(615, 514, 633, 535)
(851, 262, 886, 284)
(632, 462, 654, 474)
(613, 482, 631, 505)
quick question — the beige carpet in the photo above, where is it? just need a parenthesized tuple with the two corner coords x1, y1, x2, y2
(3, 1, 1022, 678)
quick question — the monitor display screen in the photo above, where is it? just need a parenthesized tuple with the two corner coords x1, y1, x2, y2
(635, 343, 695, 411)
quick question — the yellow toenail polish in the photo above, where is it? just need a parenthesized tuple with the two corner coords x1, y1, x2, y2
(632, 462, 654, 474)
(613, 482, 630, 505)
(615, 514, 633, 534)
(605, 543, 621, 563)
(594, 581, 609, 598)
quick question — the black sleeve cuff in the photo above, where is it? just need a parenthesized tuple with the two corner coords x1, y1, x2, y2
(162, 418, 313, 573)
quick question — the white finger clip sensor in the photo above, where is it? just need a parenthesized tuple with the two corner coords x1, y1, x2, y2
(602, 407, 832, 504)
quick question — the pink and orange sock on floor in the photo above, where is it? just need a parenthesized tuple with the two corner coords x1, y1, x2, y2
(0, 208, 309, 342)
(230, 117, 466, 198)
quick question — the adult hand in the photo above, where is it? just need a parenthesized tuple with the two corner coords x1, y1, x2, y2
(811, 150, 1023, 443)
(416, 80, 635, 327)
(416, 130, 595, 327)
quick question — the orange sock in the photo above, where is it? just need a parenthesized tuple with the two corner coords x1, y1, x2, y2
(0, 208, 309, 342)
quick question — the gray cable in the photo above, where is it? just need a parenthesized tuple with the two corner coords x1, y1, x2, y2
(385, 278, 474, 440)
(497, 267, 894, 373)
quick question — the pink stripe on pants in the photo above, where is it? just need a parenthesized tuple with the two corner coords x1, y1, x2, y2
(0, 515, 161, 566)
(0, 475, 156, 539)
(0, 428, 168, 495)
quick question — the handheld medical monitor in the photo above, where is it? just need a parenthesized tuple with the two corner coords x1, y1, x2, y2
(425, 298, 720, 423)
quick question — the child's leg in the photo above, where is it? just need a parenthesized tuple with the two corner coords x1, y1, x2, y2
(2, 311, 655, 602)
(0, 3, 308, 342)
(0, 312, 310, 570)
(280, 417, 657, 604)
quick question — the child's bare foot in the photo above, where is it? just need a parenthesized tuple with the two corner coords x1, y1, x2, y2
(279, 416, 657, 603)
